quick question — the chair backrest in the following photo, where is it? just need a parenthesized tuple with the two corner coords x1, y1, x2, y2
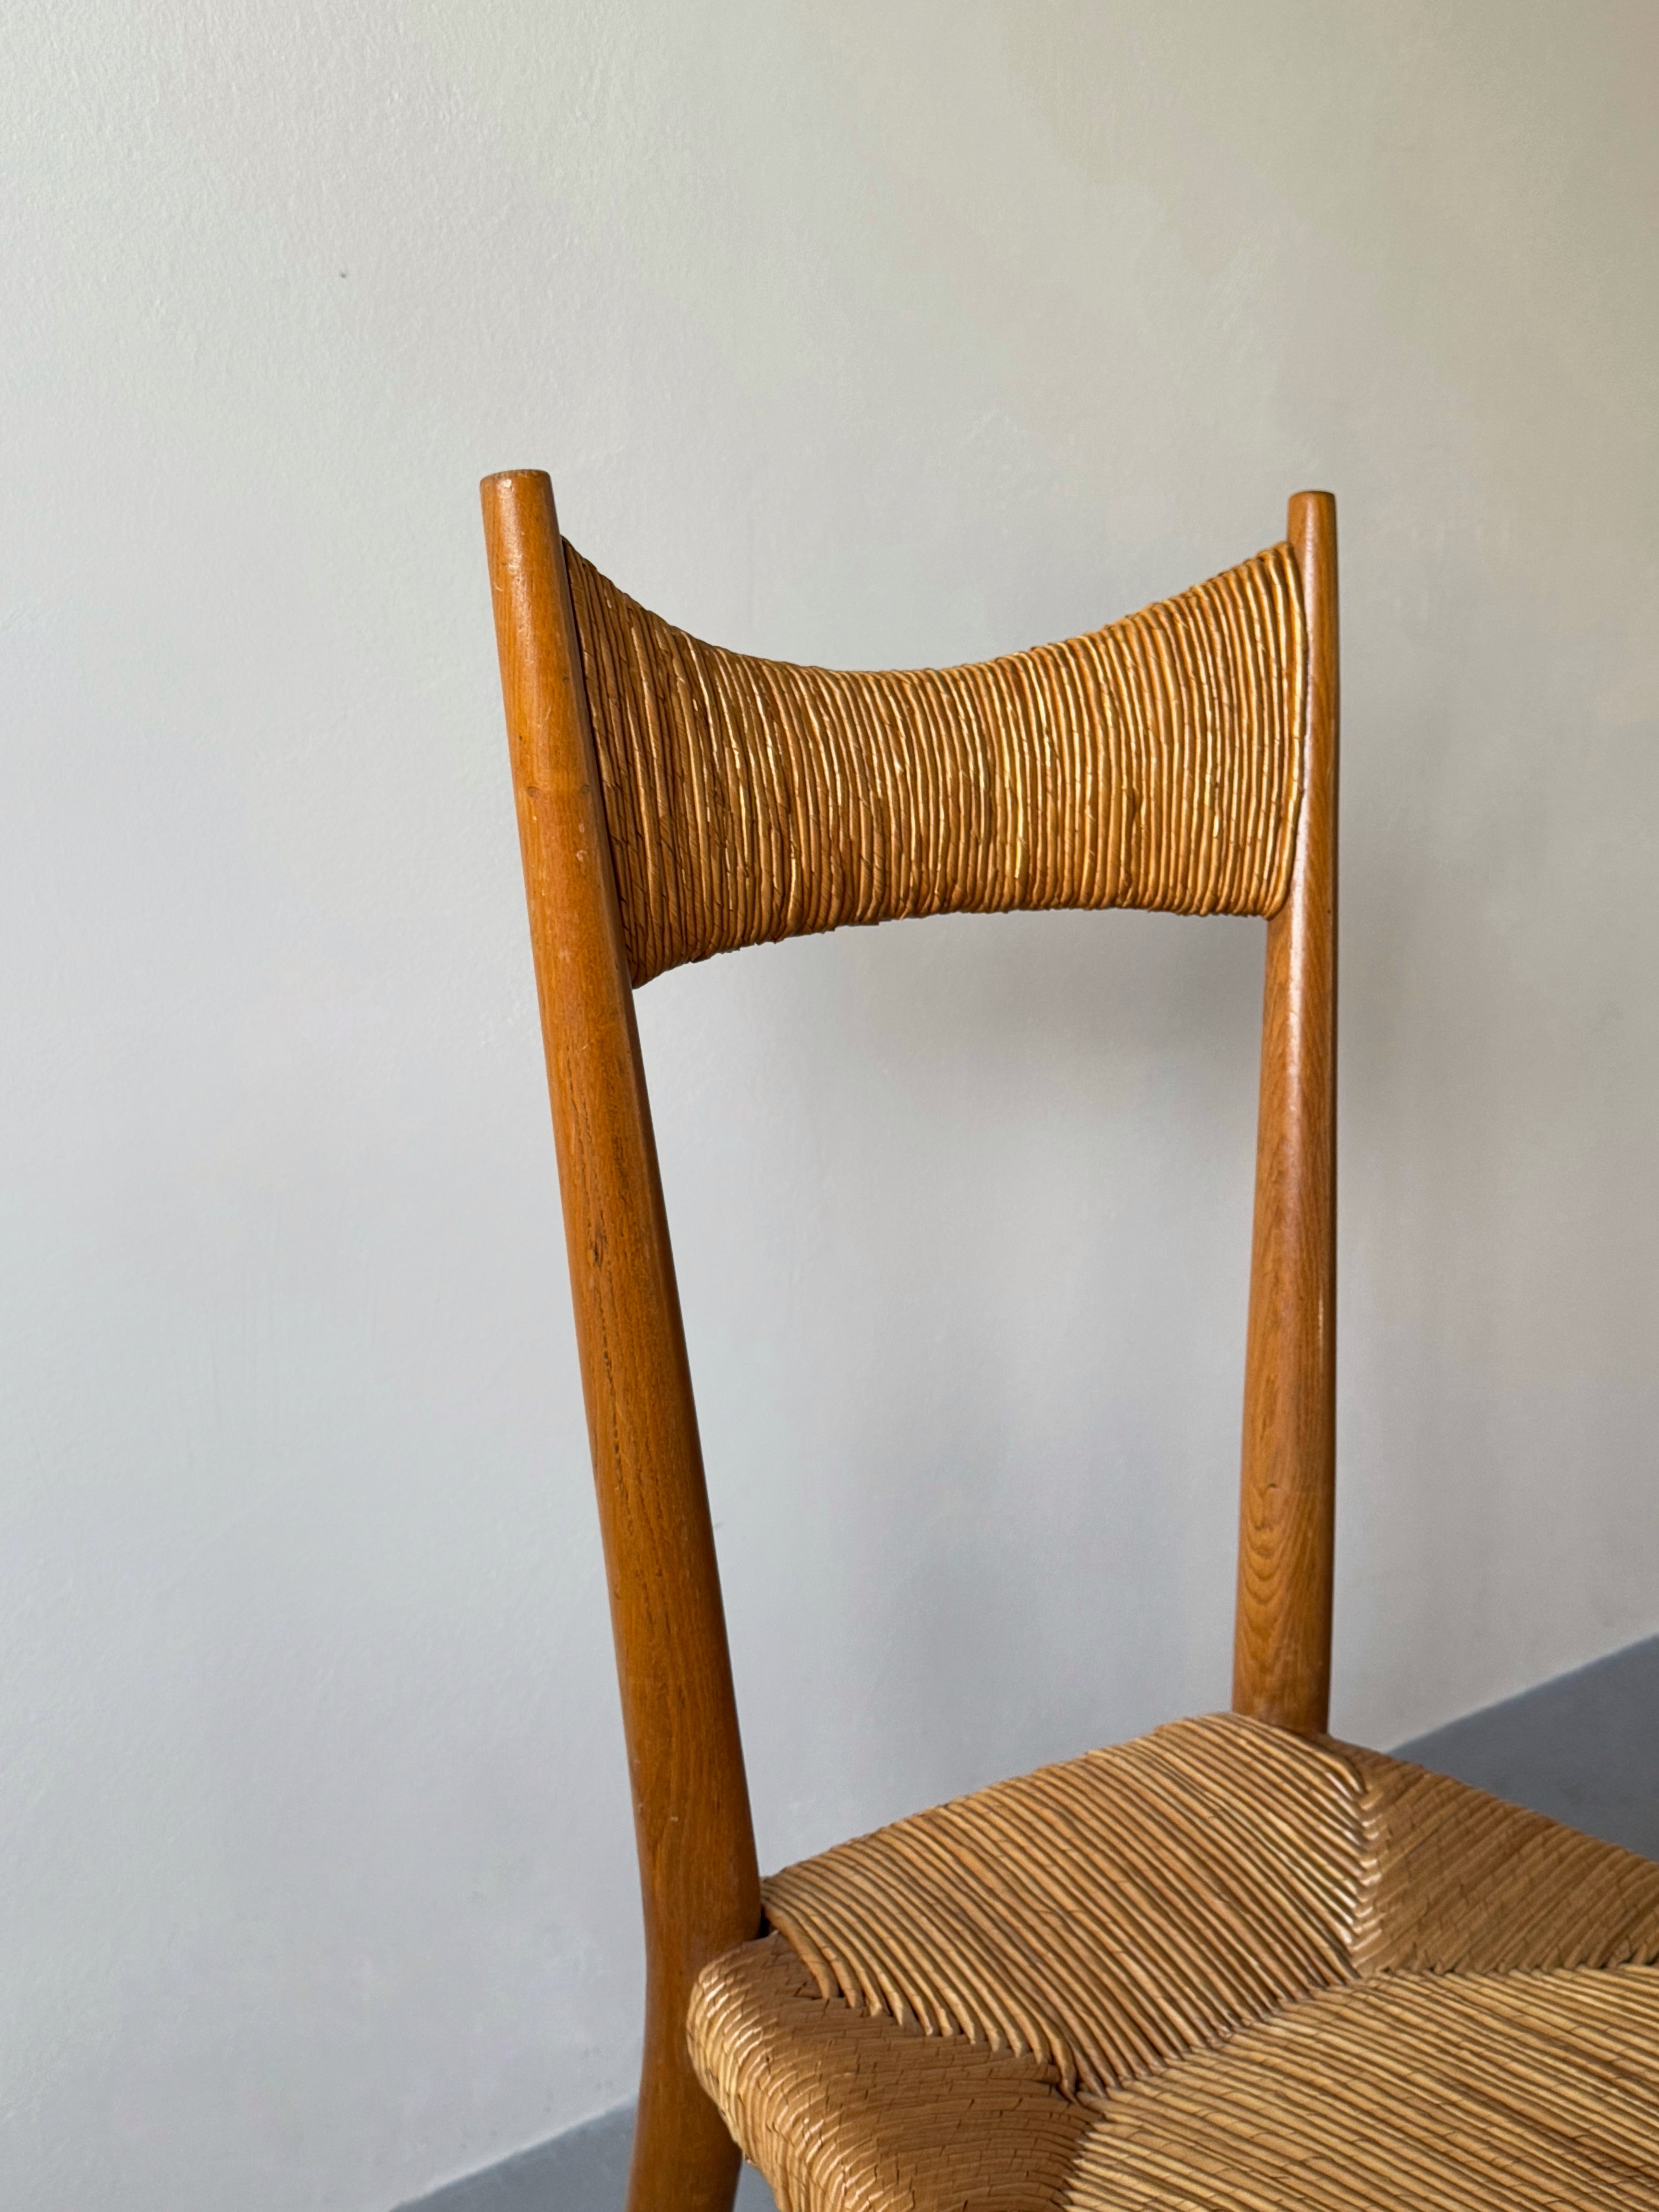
(564, 539, 1307, 985)
(480, 474, 1337, 2199)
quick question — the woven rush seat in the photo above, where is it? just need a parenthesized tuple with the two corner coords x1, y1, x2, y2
(690, 1714, 1659, 2212)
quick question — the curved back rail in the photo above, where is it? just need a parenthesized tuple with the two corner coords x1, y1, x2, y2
(565, 539, 1307, 984)
(480, 473, 1337, 2212)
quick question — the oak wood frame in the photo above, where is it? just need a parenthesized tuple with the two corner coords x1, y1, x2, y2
(1235, 491, 1338, 1731)
(481, 474, 1337, 2212)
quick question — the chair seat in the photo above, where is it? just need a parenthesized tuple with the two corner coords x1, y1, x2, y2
(689, 1714, 1659, 2210)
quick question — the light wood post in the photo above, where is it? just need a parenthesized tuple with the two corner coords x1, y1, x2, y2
(1233, 491, 1339, 1733)
(481, 472, 759, 2212)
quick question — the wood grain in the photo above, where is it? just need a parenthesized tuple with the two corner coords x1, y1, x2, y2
(1232, 491, 1339, 1731)
(481, 471, 761, 2212)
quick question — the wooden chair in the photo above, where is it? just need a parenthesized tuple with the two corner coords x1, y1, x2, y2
(481, 475, 1659, 2212)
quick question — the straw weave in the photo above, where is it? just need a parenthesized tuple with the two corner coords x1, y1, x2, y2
(1349, 1738, 1659, 1975)
(564, 544, 1306, 985)
(691, 1933, 1094, 2212)
(689, 1714, 1659, 2212)
(1065, 1967, 1659, 2212)
(759, 1715, 1362, 2100)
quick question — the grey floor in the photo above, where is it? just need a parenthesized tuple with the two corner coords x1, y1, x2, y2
(1394, 1629, 1659, 1860)
(398, 1630, 1659, 2212)
(397, 2108, 777, 2212)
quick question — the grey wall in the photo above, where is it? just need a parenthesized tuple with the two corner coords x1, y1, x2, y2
(2, 5, 1655, 2209)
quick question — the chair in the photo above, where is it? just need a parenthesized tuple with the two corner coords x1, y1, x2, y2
(480, 475, 1659, 2212)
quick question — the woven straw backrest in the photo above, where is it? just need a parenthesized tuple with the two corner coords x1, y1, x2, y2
(563, 543, 1308, 986)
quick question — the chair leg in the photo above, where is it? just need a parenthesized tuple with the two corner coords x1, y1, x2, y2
(625, 1993, 741, 2212)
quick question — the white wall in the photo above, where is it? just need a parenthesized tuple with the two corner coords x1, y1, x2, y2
(3, 3, 1656, 2205)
